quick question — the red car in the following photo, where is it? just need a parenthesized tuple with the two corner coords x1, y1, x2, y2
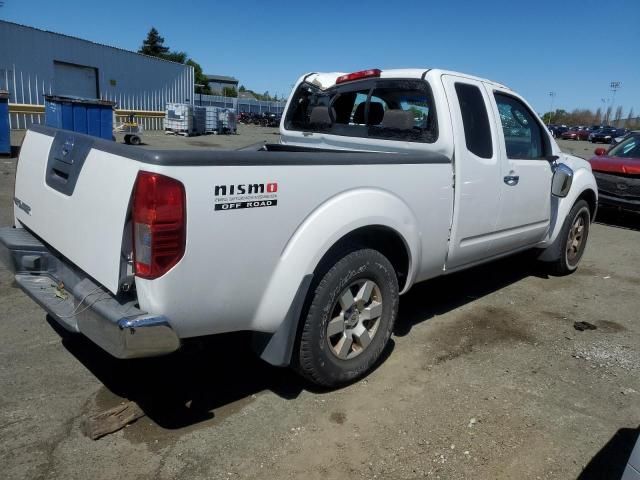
(588, 133, 640, 212)
(561, 126, 590, 141)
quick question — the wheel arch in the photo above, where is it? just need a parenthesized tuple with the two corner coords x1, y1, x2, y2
(313, 224, 411, 291)
(251, 188, 420, 367)
(577, 187, 597, 220)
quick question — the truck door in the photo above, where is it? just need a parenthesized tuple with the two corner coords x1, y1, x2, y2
(485, 88, 553, 254)
(442, 75, 503, 270)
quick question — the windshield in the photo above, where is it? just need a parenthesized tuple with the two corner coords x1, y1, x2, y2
(284, 78, 438, 143)
(608, 135, 640, 158)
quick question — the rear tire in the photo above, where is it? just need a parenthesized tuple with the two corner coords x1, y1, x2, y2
(129, 135, 141, 146)
(547, 200, 591, 276)
(296, 248, 399, 387)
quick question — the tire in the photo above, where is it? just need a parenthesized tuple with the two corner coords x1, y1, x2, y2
(296, 248, 399, 387)
(129, 135, 141, 146)
(547, 200, 591, 276)
(124, 134, 131, 144)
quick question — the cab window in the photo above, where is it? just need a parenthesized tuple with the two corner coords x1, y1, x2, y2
(494, 93, 548, 159)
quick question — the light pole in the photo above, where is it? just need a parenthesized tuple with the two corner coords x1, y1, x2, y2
(548, 91, 556, 126)
(610, 81, 621, 126)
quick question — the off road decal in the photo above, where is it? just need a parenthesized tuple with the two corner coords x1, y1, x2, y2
(214, 182, 278, 211)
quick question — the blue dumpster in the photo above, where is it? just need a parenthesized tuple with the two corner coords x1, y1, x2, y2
(44, 95, 115, 141)
(0, 90, 10, 155)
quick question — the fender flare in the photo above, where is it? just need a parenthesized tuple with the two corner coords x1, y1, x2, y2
(251, 188, 420, 366)
(538, 166, 598, 261)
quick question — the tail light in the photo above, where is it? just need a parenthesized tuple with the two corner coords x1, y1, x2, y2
(336, 69, 381, 84)
(132, 171, 186, 279)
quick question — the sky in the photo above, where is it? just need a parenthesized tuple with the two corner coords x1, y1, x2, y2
(1, 0, 639, 116)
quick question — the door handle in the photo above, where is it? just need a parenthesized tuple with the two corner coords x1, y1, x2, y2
(504, 175, 519, 186)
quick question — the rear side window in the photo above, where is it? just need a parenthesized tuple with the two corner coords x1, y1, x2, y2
(284, 79, 438, 143)
(494, 93, 547, 159)
(455, 83, 493, 158)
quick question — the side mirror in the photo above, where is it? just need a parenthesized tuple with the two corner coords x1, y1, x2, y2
(551, 163, 573, 198)
(594, 147, 607, 156)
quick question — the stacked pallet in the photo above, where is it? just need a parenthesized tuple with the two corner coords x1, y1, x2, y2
(219, 108, 237, 134)
(193, 106, 206, 135)
(165, 103, 195, 136)
(204, 106, 221, 133)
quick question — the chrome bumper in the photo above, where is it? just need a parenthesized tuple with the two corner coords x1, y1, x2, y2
(0, 226, 180, 359)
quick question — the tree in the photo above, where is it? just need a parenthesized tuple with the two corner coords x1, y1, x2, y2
(185, 59, 210, 94)
(627, 108, 636, 128)
(594, 107, 602, 124)
(139, 27, 169, 57)
(164, 51, 188, 64)
(613, 105, 624, 125)
(239, 85, 246, 92)
(222, 87, 237, 98)
(604, 106, 613, 124)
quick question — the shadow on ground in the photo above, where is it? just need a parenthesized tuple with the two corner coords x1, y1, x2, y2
(595, 207, 640, 232)
(395, 251, 544, 336)
(577, 426, 639, 479)
(48, 251, 545, 431)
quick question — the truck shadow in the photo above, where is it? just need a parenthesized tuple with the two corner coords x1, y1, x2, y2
(576, 426, 639, 479)
(395, 252, 541, 337)
(51, 319, 397, 430)
(595, 207, 640, 232)
(49, 252, 542, 432)
(50, 323, 305, 429)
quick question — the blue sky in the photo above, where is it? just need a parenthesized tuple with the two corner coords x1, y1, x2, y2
(2, 0, 639, 115)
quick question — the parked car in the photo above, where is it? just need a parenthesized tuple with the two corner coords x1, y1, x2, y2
(549, 124, 569, 138)
(0, 67, 597, 387)
(591, 127, 622, 143)
(561, 126, 590, 141)
(612, 128, 631, 145)
(589, 133, 640, 212)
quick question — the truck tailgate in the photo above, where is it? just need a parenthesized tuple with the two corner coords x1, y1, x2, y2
(13, 127, 140, 293)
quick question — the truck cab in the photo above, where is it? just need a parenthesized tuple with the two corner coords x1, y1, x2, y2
(279, 68, 594, 271)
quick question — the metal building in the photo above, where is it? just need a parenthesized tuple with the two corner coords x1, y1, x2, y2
(205, 74, 239, 95)
(0, 20, 194, 129)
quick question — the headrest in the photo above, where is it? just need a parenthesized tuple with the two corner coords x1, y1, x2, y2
(381, 110, 414, 130)
(368, 102, 384, 125)
(353, 101, 385, 125)
(309, 106, 332, 126)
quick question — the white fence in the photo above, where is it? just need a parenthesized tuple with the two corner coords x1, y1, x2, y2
(194, 93, 286, 114)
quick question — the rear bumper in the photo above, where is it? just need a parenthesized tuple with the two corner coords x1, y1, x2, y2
(0, 226, 180, 359)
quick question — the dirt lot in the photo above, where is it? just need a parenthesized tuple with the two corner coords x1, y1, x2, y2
(0, 134, 639, 480)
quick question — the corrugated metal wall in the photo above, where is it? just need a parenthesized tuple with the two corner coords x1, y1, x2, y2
(0, 20, 194, 129)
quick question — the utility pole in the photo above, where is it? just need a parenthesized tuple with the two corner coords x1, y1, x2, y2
(548, 92, 556, 126)
(610, 81, 621, 126)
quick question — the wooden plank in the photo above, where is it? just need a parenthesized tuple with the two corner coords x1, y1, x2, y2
(81, 401, 145, 440)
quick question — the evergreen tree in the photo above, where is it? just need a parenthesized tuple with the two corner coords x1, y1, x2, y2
(139, 27, 169, 57)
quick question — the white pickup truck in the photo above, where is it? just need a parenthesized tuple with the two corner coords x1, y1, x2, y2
(1, 68, 597, 387)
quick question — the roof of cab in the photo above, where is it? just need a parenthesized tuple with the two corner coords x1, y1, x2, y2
(303, 68, 510, 91)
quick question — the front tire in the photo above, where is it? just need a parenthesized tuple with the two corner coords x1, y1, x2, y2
(548, 200, 591, 275)
(296, 248, 399, 387)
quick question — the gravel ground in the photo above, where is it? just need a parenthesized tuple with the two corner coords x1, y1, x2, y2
(0, 135, 638, 479)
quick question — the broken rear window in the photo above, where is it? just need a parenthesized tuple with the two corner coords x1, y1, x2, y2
(284, 78, 438, 143)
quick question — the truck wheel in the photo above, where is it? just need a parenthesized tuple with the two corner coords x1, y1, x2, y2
(548, 200, 591, 276)
(129, 135, 141, 146)
(296, 248, 399, 387)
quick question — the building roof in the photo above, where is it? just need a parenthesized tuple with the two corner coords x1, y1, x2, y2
(238, 91, 256, 99)
(205, 74, 239, 83)
(0, 19, 187, 65)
